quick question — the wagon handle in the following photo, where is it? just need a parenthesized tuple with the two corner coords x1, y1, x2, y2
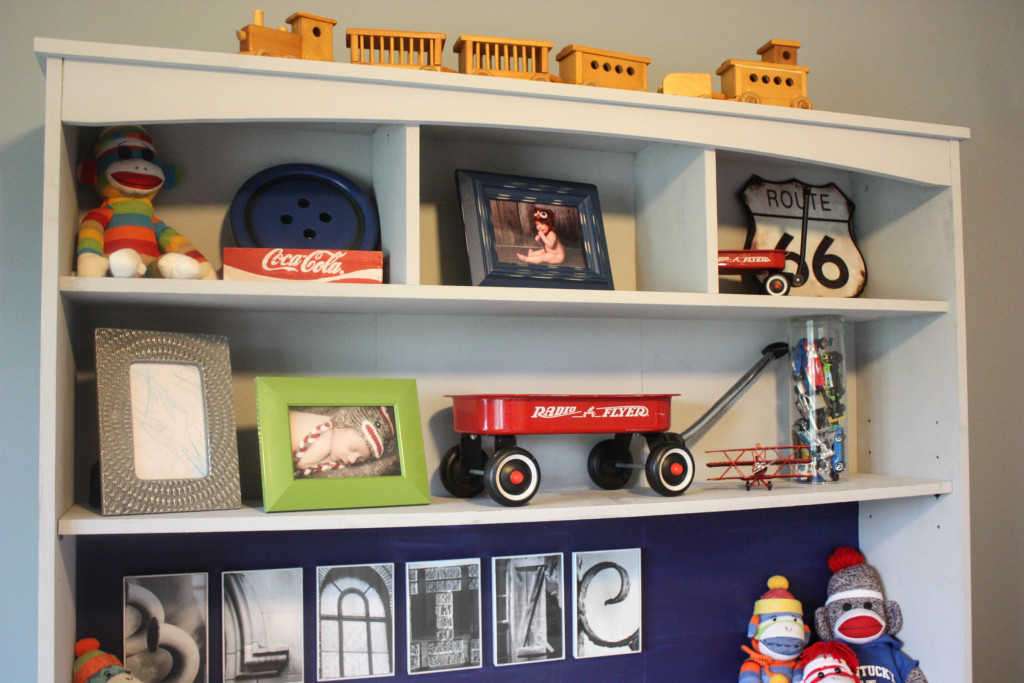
(678, 342, 788, 444)
(790, 183, 812, 287)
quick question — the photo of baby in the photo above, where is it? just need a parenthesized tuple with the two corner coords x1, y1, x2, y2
(290, 405, 400, 479)
(489, 200, 587, 269)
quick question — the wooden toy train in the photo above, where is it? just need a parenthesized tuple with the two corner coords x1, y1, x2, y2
(236, 11, 811, 107)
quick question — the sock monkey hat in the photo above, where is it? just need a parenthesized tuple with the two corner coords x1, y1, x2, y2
(814, 546, 903, 644)
(745, 575, 809, 662)
(73, 638, 133, 683)
(754, 575, 803, 616)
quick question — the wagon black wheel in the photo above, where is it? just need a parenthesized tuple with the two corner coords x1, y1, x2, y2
(645, 442, 695, 496)
(763, 272, 791, 296)
(484, 447, 540, 507)
(587, 439, 634, 490)
(439, 445, 484, 498)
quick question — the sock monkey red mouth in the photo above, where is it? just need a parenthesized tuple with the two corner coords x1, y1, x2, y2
(111, 172, 162, 190)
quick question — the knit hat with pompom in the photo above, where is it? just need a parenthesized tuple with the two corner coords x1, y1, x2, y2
(73, 638, 124, 683)
(753, 575, 803, 615)
(825, 546, 883, 597)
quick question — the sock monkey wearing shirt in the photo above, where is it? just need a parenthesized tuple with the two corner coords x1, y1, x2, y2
(814, 547, 926, 683)
(76, 125, 215, 280)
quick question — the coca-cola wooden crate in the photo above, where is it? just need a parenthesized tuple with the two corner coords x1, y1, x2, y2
(222, 248, 383, 283)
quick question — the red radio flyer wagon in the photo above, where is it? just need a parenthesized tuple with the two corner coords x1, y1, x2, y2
(441, 342, 788, 506)
(718, 249, 791, 295)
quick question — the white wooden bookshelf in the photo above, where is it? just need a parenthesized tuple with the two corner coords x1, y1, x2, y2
(35, 38, 971, 681)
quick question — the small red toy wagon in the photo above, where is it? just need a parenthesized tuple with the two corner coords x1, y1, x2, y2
(718, 249, 791, 295)
(441, 342, 788, 506)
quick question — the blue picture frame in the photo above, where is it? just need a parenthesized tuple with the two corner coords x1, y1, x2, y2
(456, 170, 614, 290)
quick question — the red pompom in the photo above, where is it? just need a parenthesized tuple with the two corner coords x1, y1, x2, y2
(828, 546, 865, 573)
(74, 637, 100, 657)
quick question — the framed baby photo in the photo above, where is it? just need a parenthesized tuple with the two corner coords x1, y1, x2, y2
(455, 169, 614, 290)
(94, 328, 241, 516)
(255, 376, 430, 512)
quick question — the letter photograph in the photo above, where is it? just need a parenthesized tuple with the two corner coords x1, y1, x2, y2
(317, 563, 396, 680)
(492, 553, 565, 666)
(572, 548, 642, 659)
(222, 568, 304, 682)
(290, 405, 400, 479)
(124, 572, 209, 682)
(406, 559, 482, 675)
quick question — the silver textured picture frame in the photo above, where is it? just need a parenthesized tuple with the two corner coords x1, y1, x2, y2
(95, 328, 241, 515)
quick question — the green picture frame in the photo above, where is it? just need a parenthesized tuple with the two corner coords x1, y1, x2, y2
(255, 377, 430, 512)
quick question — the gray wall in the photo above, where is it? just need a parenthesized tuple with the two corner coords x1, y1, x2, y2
(2, 1, 1019, 678)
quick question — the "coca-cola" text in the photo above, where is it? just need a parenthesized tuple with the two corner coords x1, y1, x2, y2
(261, 248, 350, 276)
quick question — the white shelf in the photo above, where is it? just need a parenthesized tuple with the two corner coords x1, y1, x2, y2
(57, 474, 951, 536)
(36, 37, 971, 681)
(60, 277, 947, 321)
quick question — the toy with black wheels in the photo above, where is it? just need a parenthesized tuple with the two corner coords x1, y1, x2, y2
(644, 441, 695, 496)
(438, 445, 485, 499)
(484, 447, 541, 506)
(587, 437, 635, 490)
(762, 272, 791, 296)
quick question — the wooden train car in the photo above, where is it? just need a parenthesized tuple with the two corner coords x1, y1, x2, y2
(236, 10, 336, 61)
(716, 39, 811, 108)
(657, 72, 723, 99)
(346, 28, 453, 71)
(453, 35, 561, 82)
(556, 44, 650, 91)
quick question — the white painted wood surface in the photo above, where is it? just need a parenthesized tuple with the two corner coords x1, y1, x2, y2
(35, 38, 971, 681)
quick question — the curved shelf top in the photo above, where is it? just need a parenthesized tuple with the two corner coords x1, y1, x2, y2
(36, 38, 968, 187)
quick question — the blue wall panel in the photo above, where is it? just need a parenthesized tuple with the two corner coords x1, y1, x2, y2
(77, 502, 857, 681)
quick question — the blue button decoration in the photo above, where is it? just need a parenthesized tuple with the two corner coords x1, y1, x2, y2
(230, 164, 380, 250)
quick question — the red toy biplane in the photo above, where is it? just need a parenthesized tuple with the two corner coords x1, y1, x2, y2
(705, 443, 811, 490)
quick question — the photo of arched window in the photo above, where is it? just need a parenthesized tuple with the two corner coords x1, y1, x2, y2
(317, 564, 395, 680)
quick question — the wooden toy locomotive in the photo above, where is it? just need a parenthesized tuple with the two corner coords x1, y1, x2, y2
(661, 39, 812, 109)
(236, 10, 336, 61)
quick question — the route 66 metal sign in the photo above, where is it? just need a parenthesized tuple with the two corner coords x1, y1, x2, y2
(741, 176, 866, 297)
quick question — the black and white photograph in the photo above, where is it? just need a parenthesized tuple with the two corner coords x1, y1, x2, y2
(492, 553, 565, 666)
(317, 563, 395, 680)
(572, 549, 642, 659)
(123, 572, 208, 683)
(406, 558, 482, 675)
(222, 568, 304, 682)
